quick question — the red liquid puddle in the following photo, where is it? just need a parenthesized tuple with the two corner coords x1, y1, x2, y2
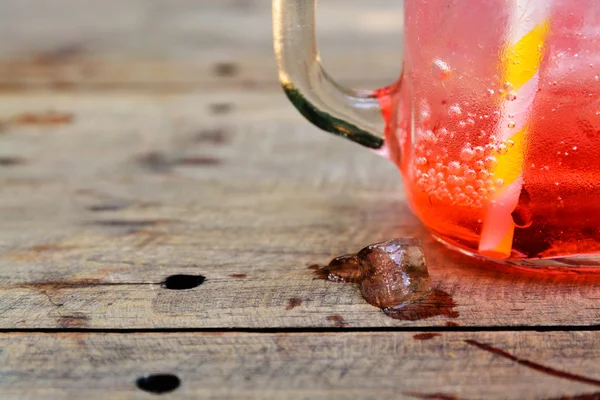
(465, 340, 600, 387)
(413, 333, 441, 341)
(312, 238, 459, 321)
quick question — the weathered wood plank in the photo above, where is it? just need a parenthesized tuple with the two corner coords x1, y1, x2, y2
(0, 0, 403, 90)
(1, 331, 599, 400)
(0, 92, 599, 329)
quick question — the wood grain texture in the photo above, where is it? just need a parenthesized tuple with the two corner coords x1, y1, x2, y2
(0, 92, 599, 329)
(0, 0, 403, 90)
(2, 2, 597, 400)
(1, 331, 600, 400)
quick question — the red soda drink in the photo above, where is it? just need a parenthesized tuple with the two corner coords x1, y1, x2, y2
(387, 0, 600, 263)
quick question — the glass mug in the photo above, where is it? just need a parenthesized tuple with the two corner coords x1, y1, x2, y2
(273, 0, 600, 269)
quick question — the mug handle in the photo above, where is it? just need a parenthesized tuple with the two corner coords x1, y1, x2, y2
(273, 0, 399, 153)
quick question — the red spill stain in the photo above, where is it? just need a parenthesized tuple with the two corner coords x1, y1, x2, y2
(413, 333, 441, 341)
(383, 289, 459, 321)
(286, 298, 303, 311)
(465, 340, 600, 387)
(446, 321, 460, 327)
(326, 314, 348, 328)
(230, 274, 247, 279)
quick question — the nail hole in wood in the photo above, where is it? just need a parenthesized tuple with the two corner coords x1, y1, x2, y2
(136, 374, 181, 394)
(162, 274, 205, 290)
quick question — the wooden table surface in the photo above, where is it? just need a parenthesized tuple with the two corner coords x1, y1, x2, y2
(1, 1, 599, 399)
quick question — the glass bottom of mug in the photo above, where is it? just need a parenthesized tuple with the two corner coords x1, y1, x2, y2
(431, 232, 600, 273)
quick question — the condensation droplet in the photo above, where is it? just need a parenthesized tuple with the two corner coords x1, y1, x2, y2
(448, 161, 461, 174)
(447, 175, 460, 185)
(460, 147, 475, 161)
(485, 156, 497, 168)
(448, 105, 462, 118)
(433, 59, 452, 80)
(508, 121, 516, 129)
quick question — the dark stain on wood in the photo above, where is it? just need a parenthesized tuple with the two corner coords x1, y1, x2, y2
(286, 298, 303, 311)
(405, 392, 461, 400)
(383, 289, 459, 321)
(136, 152, 171, 173)
(86, 203, 127, 212)
(446, 321, 460, 327)
(136, 151, 221, 171)
(543, 392, 600, 400)
(413, 333, 441, 341)
(33, 44, 84, 65)
(175, 156, 221, 167)
(465, 340, 600, 386)
(136, 373, 181, 394)
(230, 274, 247, 279)
(0, 156, 26, 166)
(57, 313, 90, 328)
(195, 128, 229, 145)
(209, 103, 233, 115)
(90, 219, 171, 229)
(326, 314, 348, 328)
(213, 62, 239, 77)
(24, 278, 103, 290)
(10, 111, 74, 126)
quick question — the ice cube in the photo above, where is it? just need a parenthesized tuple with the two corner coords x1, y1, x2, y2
(356, 238, 431, 308)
